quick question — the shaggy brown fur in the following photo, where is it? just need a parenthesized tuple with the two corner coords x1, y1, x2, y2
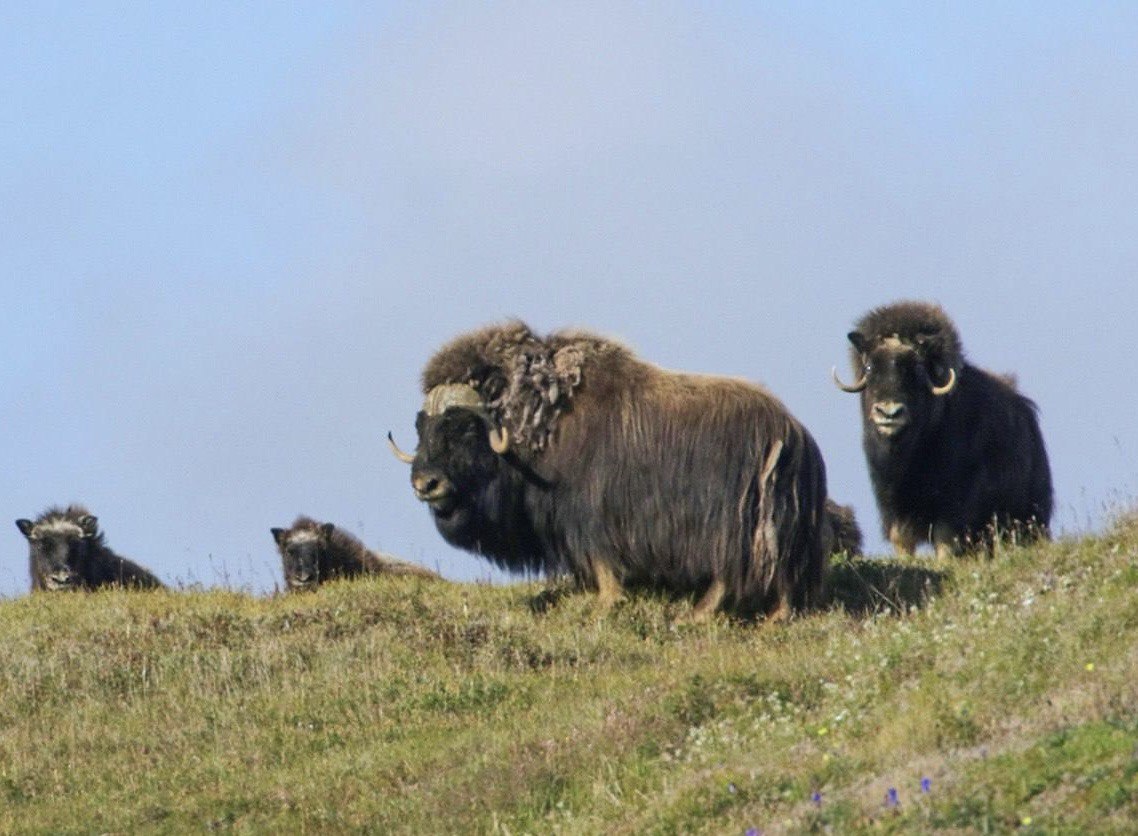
(839, 300, 1052, 557)
(405, 321, 845, 619)
(16, 505, 164, 591)
(271, 516, 440, 591)
(421, 320, 605, 453)
(823, 499, 863, 557)
(850, 301, 964, 375)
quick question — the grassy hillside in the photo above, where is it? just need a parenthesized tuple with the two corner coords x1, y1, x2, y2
(2, 523, 1138, 834)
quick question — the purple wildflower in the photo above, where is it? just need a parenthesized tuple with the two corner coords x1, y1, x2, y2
(921, 777, 931, 793)
(812, 791, 822, 807)
(885, 787, 899, 808)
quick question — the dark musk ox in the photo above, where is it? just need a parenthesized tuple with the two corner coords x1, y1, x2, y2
(270, 516, 440, 591)
(16, 505, 165, 591)
(390, 321, 856, 621)
(833, 301, 1052, 558)
(823, 499, 862, 557)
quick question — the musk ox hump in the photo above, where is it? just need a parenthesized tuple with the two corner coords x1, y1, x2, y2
(421, 320, 614, 453)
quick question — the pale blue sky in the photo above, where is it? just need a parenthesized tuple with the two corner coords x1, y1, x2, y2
(3, 3, 1136, 596)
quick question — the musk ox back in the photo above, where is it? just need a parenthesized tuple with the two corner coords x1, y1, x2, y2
(833, 301, 1052, 557)
(271, 516, 440, 591)
(391, 321, 838, 619)
(16, 505, 164, 591)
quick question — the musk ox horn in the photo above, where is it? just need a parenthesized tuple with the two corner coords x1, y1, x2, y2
(488, 425, 510, 455)
(424, 383, 485, 416)
(930, 366, 957, 396)
(832, 366, 867, 393)
(387, 432, 416, 464)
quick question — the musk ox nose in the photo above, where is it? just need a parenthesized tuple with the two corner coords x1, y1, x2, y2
(871, 402, 908, 436)
(412, 471, 453, 502)
(46, 572, 76, 589)
(872, 402, 906, 421)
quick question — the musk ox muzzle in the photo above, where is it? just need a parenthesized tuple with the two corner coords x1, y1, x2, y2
(44, 571, 80, 591)
(870, 401, 908, 435)
(411, 468, 457, 511)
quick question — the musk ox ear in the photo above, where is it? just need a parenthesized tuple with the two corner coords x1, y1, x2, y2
(270, 527, 287, 546)
(847, 331, 870, 354)
(319, 523, 335, 539)
(78, 515, 98, 537)
(16, 519, 34, 539)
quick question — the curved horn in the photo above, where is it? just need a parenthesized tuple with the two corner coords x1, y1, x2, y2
(488, 425, 510, 455)
(424, 383, 484, 416)
(930, 366, 957, 397)
(387, 432, 416, 464)
(832, 366, 867, 394)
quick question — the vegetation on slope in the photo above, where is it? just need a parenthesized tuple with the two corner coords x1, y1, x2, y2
(2, 523, 1137, 833)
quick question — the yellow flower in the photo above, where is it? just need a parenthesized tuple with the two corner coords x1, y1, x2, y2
(1085, 663, 1095, 672)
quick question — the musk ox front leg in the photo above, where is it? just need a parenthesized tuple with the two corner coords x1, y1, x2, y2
(931, 521, 963, 560)
(888, 520, 919, 556)
(589, 557, 625, 612)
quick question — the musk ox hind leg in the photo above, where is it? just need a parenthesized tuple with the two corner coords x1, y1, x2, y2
(745, 434, 828, 623)
(675, 579, 728, 625)
(765, 591, 794, 625)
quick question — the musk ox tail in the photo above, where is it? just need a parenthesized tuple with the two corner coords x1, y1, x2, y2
(823, 499, 863, 557)
(747, 426, 828, 616)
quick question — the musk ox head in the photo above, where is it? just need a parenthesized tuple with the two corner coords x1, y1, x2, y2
(271, 520, 337, 591)
(16, 507, 101, 591)
(390, 323, 604, 572)
(389, 383, 515, 550)
(833, 301, 962, 442)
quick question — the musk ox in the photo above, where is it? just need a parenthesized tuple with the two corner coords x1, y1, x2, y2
(271, 516, 440, 591)
(390, 321, 853, 620)
(823, 499, 863, 557)
(833, 301, 1052, 558)
(16, 505, 165, 591)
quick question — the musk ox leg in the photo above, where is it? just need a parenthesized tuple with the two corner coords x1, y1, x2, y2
(931, 522, 962, 560)
(888, 521, 919, 556)
(677, 579, 727, 625)
(591, 559, 625, 611)
(765, 590, 794, 625)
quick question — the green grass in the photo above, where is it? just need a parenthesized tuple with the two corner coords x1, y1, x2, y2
(2, 524, 1138, 834)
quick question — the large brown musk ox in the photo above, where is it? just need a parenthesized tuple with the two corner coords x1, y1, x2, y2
(16, 505, 165, 591)
(833, 301, 1052, 558)
(271, 516, 440, 591)
(390, 321, 859, 620)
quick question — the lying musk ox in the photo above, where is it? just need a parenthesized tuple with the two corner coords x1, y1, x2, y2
(833, 301, 1052, 557)
(823, 499, 862, 557)
(16, 505, 165, 591)
(390, 321, 855, 620)
(271, 516, 440, 591)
